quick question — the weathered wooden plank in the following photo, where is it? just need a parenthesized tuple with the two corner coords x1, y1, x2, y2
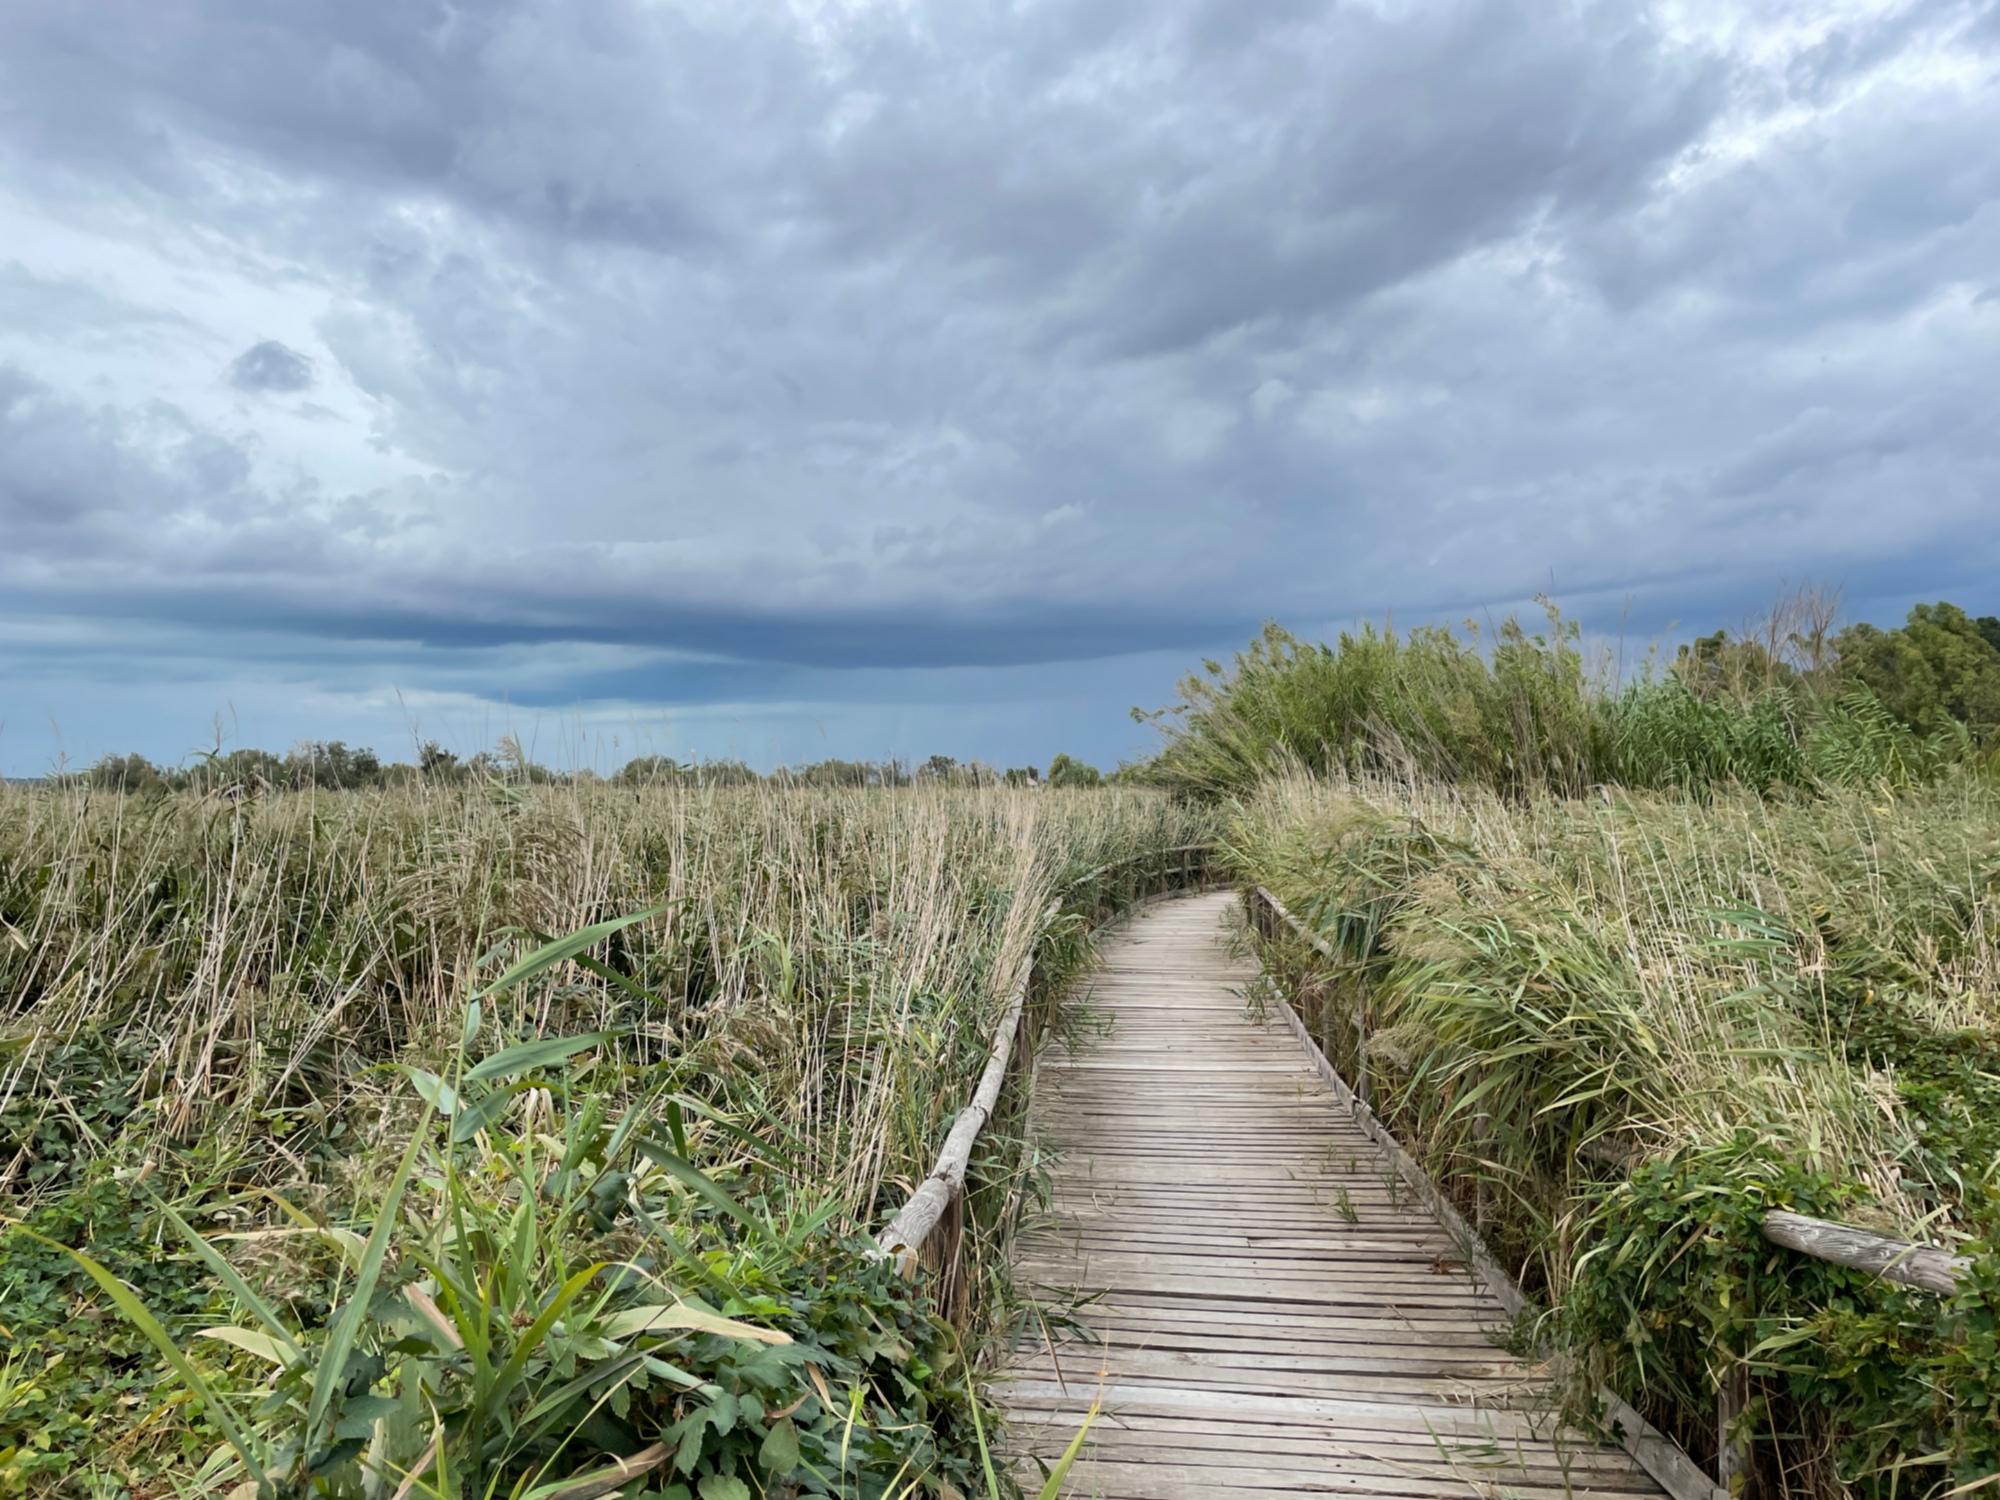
(1015, 1440, 1666, 1489)
(1041, 1355, 1535, 1385)
(1030, 1325, 1504, 1352)
(1005, 1411, 1659, 1474)
(1002, 1377, 1561, 1437)
(1023, 1459, 1659, 1500)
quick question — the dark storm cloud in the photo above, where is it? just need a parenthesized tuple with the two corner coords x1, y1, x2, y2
(227, 341, 315, 393)
(0, 0, 1995, 716)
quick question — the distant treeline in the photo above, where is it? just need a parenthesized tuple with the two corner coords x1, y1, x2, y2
(1135, 593, 2000, 798)
(51, 737, 1116, 795)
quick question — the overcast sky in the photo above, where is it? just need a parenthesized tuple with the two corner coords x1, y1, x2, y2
(1, 0, 1996, 775)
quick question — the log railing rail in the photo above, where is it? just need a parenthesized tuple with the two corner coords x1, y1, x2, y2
(1248, 883, 1728, 1500)
(1761, 1210, 1971, 1296)
(875, 895, 1061, 1276)
(875, 843, 1221, 1276)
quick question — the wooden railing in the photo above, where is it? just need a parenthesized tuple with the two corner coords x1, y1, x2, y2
(874, 844, 1221, 1286)
(875, 894, 1060, 1279)
(1761, 1210, 1971, 1296)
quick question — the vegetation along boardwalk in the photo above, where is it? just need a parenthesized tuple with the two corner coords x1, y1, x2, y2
(999, 890, 1668, 1500)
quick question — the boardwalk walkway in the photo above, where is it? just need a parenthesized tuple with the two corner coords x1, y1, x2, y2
(999, 891, 1665, 1500)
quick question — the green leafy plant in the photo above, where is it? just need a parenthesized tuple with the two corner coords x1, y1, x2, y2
(25, 917, 1032, 1500)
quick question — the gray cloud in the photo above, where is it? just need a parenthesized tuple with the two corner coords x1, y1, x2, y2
(227, 341, 315, 393)
(0, 0, 1997, 771)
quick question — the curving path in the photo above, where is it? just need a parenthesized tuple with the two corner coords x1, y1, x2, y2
(999, 890, 1666, 1500)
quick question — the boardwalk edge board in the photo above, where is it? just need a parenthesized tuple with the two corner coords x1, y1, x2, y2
(1252, 886, 1729, 1500)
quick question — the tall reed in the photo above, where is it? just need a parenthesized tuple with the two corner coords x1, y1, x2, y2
(1140, 605, 1975, 800)
(1234, 770, 2000, 1494)
(0, 780, 1209, 1217)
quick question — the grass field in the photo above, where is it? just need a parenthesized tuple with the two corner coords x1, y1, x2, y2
(1233, 771, 2000, 1497)
(0, 779, 1213, 1499)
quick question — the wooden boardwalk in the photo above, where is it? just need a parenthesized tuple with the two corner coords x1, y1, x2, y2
(999, 891, 1666, 1500)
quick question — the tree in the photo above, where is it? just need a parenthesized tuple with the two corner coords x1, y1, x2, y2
(789, 759, 873, 787)
(1836, 602, 2000, 743)
(616, 756, 682, 784)
(82, 753, 168, 794)
(288, 740, 383, 789)
(1046, 753, 1103, 788)
(1673, 631, 1792, 703)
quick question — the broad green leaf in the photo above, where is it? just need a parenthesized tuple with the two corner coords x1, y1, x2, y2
(698, 1475, 750, 1500)
(450, 1081, 524, 1142)
(197, 1326, 296, 1366)
(461, 999, 483, 1054)
(464, 1032, 612, 1084)
(640, 1355, 704, 1388)
(476, 1263, 608, 1423)
(708, 1390, 739, 1436)
(758, 1416, 801, 1475)
(397, 1066, 460, 1115)
(505, 1195, 537, 1314)
(473, 906, 668, 1003)
(599, 1301, 792, 1346)
(634, 1140, 768, 1239)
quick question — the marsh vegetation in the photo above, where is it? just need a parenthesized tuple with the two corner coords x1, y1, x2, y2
(1189, 596, 2000, 1497)
(0, 779, 1210, 1498)
(11, 587, 2000, 1500)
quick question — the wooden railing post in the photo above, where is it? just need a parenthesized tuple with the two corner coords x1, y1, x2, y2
(1472, 1105, 1490, 1234)
(1740, 1210, 1983, 1496)
(1717, 1361, 1752, 1498)
(1353, 1008, 1371, 1109)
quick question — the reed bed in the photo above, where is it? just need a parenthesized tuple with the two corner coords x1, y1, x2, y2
(0, 779, 1213, 1498)
(1234, 771, 2000, 1496)
(1, 780, 1202, 1200)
